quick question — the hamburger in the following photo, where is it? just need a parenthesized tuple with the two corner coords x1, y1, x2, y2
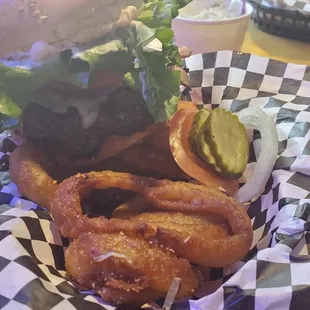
(1, 0, 193, 208)
(0, 2, 256, 306)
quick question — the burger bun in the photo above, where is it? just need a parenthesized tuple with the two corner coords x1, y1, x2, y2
(0, 0, 143, 59)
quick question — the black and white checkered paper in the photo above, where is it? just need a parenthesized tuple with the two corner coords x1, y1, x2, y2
(1, 51, 310, 310)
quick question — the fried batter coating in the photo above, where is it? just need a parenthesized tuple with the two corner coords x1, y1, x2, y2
(10, 133, 187, 213)
(51, 171, 253, 267)
(113, 207, 239, 267)
(133, 212, 238, 267)
(65, 233, 202, 305)
(9, 143, 59, 210)
(9, 139, 185, 212)
(112, 201, 239, 266)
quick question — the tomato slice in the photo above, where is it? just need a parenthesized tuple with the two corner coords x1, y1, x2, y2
(88, 70, 123, 90)
(169, 108, 239, 196)
(177, 100, 198, 111)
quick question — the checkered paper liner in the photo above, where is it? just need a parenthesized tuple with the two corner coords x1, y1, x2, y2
(1, 51, 310, 310)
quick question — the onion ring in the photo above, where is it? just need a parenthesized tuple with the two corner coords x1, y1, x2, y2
(9, 143, 58, 210)
(51, 171, 253, 267)
(65, 232, 202, 305)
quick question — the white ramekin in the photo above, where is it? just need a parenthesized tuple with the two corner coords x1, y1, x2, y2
(172, 2, 253, 54)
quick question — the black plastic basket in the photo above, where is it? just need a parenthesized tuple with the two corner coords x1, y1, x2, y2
(249, 0, 310, 42)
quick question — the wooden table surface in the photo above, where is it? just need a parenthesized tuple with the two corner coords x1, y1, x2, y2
(241, 22, 310, 66)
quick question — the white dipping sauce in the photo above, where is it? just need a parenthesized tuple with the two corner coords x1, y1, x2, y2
(178, 0, 242, 21)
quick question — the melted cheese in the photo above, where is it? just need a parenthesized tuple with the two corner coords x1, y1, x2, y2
(34, 90, 110, 129)
(29, 41, 59, 61)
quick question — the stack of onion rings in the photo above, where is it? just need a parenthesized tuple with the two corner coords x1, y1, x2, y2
(9, 116, 254, 305)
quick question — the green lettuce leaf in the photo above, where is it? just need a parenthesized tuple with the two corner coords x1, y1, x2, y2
(121, 18, 183, 122)
(0, 53, 75, 129)
(0, 92, 21, 118)
(163, 44, 183, 66)
(125, 0, 192, 121)
(138, 0, 192, 27)
(0, 0, 192, 128)
(144, 52, 180, 120)
(0, 93, 21, 131)
(0, 40, 135, 118)
(0, 52, 72, 112)
(123, 71, 142, 92)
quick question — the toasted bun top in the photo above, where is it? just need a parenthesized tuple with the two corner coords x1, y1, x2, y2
(0, 0, 143, 58)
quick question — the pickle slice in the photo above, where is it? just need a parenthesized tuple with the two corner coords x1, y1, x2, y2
(196, 130, 222, 174)
(189, 108, 222, 174)
(205, 108, 249, 179)
(189, 109, 210, 152)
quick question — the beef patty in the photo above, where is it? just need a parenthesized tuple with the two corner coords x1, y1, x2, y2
(21, 87, 153, 158)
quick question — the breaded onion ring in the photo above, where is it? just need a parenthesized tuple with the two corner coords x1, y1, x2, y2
(65, 232, 202, 305)
(51, 171, 253, 267)
(133, 212, 236, 267)
(9, 143, 58, 210)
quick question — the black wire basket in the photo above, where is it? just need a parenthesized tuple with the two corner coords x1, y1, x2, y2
(249, 0, 310, 42)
